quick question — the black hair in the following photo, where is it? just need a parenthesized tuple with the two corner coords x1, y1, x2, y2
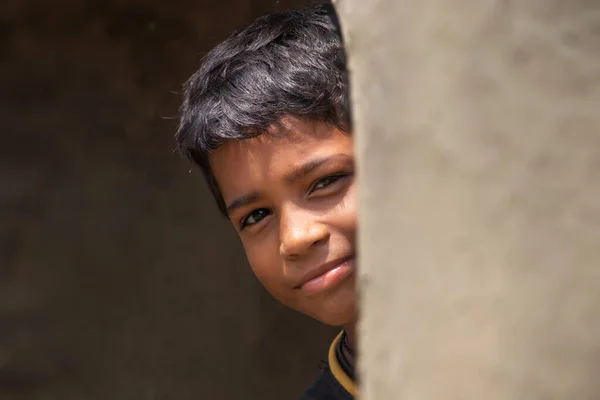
(176, 2, 350, 215)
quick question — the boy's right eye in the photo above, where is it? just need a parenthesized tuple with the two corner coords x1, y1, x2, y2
(240, 208, 272, 229)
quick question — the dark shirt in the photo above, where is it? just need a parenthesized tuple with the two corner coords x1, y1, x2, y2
(298, 332, 356, 400)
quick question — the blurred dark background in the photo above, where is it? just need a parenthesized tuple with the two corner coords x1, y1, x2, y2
(0, 0, 336, 398)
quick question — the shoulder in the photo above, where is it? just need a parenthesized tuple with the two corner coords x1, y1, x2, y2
(298, 364, 354, 400)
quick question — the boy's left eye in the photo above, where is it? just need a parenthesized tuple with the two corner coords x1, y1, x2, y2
(309, 174, 348, 194)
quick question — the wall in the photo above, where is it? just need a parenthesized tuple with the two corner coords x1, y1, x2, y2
(0, 1, 335, 399)
(336, 0, 600, 398)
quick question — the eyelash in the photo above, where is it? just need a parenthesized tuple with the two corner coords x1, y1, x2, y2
(308, 173, 348, 194)
(240, 208, 272, 229)
(239, 173, 351, 230)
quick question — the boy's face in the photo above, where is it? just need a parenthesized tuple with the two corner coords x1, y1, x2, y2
(210, 117, 357, 326)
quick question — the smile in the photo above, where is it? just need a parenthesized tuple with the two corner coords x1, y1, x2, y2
(297, 256, 355, 296)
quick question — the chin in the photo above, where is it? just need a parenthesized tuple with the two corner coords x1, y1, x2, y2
(310, 283, 357, 327)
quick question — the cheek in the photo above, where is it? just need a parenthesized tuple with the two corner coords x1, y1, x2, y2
(338, 184, 358, 233)
(242, 236, 286, 296)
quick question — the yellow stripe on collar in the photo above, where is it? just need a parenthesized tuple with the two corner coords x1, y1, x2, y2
(328, 331, 357, 397)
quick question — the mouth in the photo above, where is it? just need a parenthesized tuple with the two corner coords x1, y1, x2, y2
(295, 255, 356, 296)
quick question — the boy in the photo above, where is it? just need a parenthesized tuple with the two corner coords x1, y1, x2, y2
(176, 3, 357, 399)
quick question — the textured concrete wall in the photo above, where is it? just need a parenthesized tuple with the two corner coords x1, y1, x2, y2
(0, 1, 333, 399)
(336, 0, 600, 398)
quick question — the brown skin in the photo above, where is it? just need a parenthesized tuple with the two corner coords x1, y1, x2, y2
(210, 117, 358, 358)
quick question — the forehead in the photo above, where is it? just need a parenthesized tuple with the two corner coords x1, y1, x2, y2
(209, 119, 353, 202)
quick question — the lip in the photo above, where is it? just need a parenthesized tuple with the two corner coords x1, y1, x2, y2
(294, 255, 355, 296)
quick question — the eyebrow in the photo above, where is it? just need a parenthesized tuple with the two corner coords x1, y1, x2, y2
(284, 153, 352, 185)
(225, 153, 352, 216)
(226, 191, 261, 216)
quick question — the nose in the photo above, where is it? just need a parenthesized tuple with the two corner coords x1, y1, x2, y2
(279, 207, 329, 260)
